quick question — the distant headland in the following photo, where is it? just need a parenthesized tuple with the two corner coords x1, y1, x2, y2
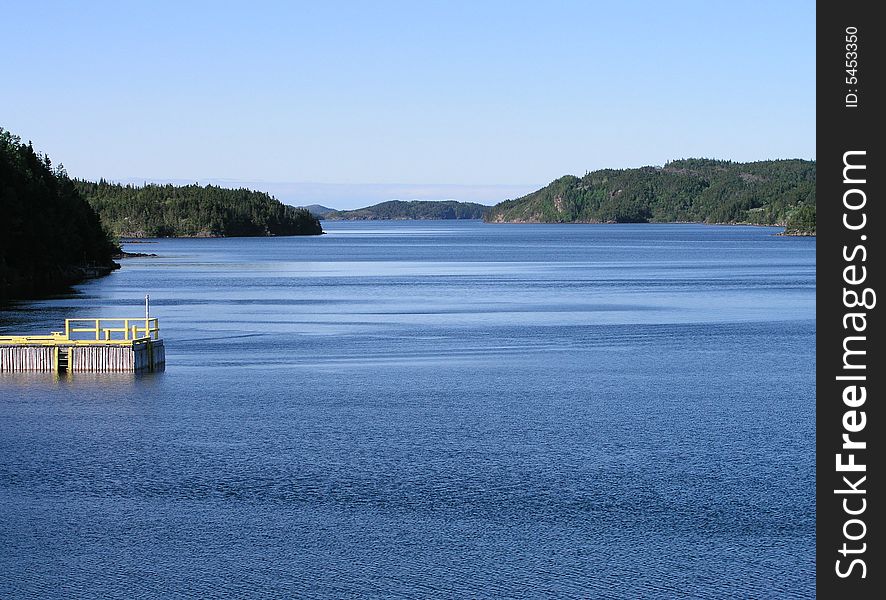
(316, 200, 487, 221)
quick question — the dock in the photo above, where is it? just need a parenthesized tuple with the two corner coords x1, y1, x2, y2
(0, 317, 165, 373)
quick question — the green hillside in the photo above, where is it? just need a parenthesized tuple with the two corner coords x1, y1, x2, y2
(485, 158, 815, 235)
(77, 180, 323, 237)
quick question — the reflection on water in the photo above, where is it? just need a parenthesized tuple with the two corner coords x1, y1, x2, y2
(0, 370, 164, 390)
(1, 222, 815, 598)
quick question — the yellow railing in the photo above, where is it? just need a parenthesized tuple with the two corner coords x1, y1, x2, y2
(65, 318, 160, 342)
(0, 318, 160, 346)
(0, 333, 67, 345)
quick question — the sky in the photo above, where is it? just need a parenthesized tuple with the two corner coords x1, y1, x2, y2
(2, 1, 815, 209)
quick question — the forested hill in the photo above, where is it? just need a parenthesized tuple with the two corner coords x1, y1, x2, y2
(324, 200, 487, 220)
(76, 181, 323, 237)
(484, 159, 816, 234)
(1, 128, 119, 299)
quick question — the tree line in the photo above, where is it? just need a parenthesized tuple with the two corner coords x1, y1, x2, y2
(77, 180, 322, 237)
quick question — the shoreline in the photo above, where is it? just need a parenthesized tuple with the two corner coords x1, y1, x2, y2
(482, 219, 815, 236)
(1, 220, 813, 304)
(0, 261, 121, 304)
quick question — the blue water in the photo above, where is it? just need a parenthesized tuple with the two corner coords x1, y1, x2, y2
(1, 222, 815, 598)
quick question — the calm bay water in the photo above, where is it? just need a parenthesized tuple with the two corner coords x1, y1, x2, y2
(1, 221, 815, 598)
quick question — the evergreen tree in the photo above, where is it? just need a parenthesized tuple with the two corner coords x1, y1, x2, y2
(1, 127, 119, 298)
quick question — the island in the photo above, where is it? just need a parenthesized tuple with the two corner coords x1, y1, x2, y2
(484, 158, 815, 235)
(322, 200, 487, 220)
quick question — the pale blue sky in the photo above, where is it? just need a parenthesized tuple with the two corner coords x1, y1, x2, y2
(2, 1, 815, 208)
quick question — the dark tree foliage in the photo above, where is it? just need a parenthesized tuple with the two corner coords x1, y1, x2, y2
(784, 203, 816, 235)
(76, 181, 323, 237)
(324, 200, 487, 220)
(1, 128, 119, 298)
(485, 158, 816, 234)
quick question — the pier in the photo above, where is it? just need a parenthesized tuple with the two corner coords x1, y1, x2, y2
(0, 317, 165, 373)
